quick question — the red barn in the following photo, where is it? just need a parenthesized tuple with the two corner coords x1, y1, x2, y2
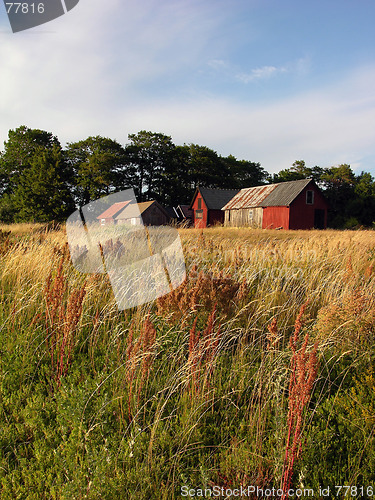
(190, 187, 240, 228)
(223, 179, 328, 229)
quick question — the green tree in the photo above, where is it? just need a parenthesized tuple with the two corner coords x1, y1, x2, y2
(185, 144, 224, 190)
(271, 160, 325, 184)
(221, 155, 267, 188)
(0, 125, 61, 196)
(12, 147, 75, 222)
(125, 131, 176, 201)
(321, 164, 357, 227)
(355, 171, 375, 198)
(352, 172, 375, 226)
(157, 144, 191, 205)
(0, 193, 17, 223)
(65, 136, 133, 206)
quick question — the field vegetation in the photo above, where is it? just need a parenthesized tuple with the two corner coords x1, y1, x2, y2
(0, 224, 375, 498)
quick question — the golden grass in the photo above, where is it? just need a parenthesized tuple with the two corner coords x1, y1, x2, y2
(1, 223, 375, 494)
(3, 224, 375, 339)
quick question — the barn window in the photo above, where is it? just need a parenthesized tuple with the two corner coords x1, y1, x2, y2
(306, 190, 314, 204)
(101, 219, 106, 225)
(130, 217, 138, 225)
(196, 210, 203, 219)
(198, 198, 202, 209)
(249, 210, 253, 220)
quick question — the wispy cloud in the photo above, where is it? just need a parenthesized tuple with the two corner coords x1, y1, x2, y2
(207, 59, 228, 70)
(207, 56, 310, 85)
(236, 65, 286, 83)
(0, 0, 230, 139)
(235, 57, 311, 84)
(113, 65, 375, 174)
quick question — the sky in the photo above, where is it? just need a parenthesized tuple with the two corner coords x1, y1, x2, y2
(1, 0, 375, 176)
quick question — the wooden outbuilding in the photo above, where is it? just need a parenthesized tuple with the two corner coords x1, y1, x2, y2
(115, 200, 170, 226)
(222, 179, 328, 229)
(175, 205, 193, 224)
(97, 201, 131, 225)
(190, 187, 239, 228)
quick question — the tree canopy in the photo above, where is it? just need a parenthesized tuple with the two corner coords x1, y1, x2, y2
(12, 146, 75, 223)
(270, 160, 325, 185)
(0, 125, 60, 196)
(0, 126, 69, 222)
(64, 136, 133, 206)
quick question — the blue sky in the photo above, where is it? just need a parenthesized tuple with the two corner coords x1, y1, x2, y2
(1, 0, 375, 176)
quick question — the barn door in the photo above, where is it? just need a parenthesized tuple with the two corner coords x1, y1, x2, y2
(314, 209, 325, 229)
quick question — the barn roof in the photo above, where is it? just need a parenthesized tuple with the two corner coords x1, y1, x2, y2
(164, 206, 179, 219)
(191, 187, 240, 210)
(137, 201, 156, 214)
(177, 205, 193, 218)
(222, 179, 315, 209)
(115, 200, 170, 219)
(223, 184, 277, 209)
(97, 201, 131, 219)
(260, 178, 313, 206)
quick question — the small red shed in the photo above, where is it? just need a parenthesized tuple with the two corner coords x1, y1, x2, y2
(190, 187, 240, 228)
(223, 179, 328, 229)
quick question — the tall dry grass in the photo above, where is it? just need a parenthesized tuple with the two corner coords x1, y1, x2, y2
(1, 224, 375, 498)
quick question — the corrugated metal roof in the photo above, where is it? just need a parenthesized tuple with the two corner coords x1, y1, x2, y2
(260, 179, 312, 206)
(97, 201, 131, 219)
(223, 185, 277, 209)
(222, 179, 314, 209)
(198, 187, 240, 210)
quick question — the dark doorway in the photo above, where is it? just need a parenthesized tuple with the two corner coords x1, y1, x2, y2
(314, 209, 325, 229)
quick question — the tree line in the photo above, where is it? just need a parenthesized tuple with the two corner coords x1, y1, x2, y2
(0, 126, 266, 223)
(0, 125, 374, 228)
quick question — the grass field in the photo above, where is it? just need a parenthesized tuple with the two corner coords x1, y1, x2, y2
(0, 224, 375, 499)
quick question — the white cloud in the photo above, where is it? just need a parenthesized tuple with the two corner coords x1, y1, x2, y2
(234, 57, 311, 84)
(107, 65, 375, 174)
(0, 0, 231, 143)
(236, 65, 283, 83)
(0, 1, 374, 178)
(208, 59, 228, 70)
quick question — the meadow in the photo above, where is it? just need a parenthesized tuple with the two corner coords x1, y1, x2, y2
(0, 224, 374, 499)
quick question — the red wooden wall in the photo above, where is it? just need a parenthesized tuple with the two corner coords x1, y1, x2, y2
(262, 184, 328, 230)
(191, 194, 208, 228)
(289, 185, 328, 229)
(262, 206, 289, 229)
